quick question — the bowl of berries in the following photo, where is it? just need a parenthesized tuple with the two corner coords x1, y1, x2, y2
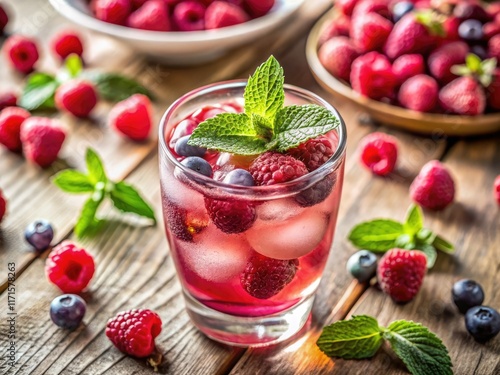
(306, 0, 500, 136)
(49, 0, 304, 65)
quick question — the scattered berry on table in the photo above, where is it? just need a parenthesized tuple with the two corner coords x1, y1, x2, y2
(392, 54, 425, 85)
(24, 219, 54, 251)
(4, 35, 40, 74)
(350, 52, 397, 100)
(428, 41, 468, 85)
(350, 12, 392, 52)
(0, 189, 6, 224)
(318, 36, 359, 82)
(20, 117, 66, 168)
(106, 309, 162, 358)
(398, 74, 438, 113)
(0, 4, 9, 34)
(458, 19, 484, 42)
(465, 306, 500, 342)
(240, 253, 299, 299)
(45, 241, 95, 294)
(51, 30, 84, 60)
(244, 0, 275, 18)
(109, 94, 152, 141)
(93, 0, 132, 26)
(439, 77, 486, 116)
(249, 151, 308, 186)
(358, 132, 398, 177)
(452, 279, 485, 314)
(127, 0, 171, 31)
(55, 80, 98, 118)
(0, 106, 31, 152)
(494, 175, 500, 205)
(392, 1, 414, 23)
(377, 248, 427, 303)
(173, 1, 206, 32)
(410, 160, 455, 210)
(205, 1, 249, 29)
(0, 92, 17, 111)
(50, 294, 86, 330)
(287, 136, 334, 172)
(223, 168, 255, 186)
(181, 156, 213, 177)
(205, 197, 256, 234)
(174, 135, 206, 157)
(346, 250, 377, 283)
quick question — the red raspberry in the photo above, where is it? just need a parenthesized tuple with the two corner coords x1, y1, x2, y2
(439, 77, 486, 116)
(243, 0, 274, 18)
(359, 132, 398, 176)
(494, 175, 500, 205)
(442, 16, 460, 42)
(205, 1, 249, 29)
(20, 117, 66, 167)
(318, 14, 351, 45)
(55, 80, 98, 118)
(287, 136, 334, 171)
(428, 41, 468, 84)
(352, 0, 390, 18)
(318, 36, 359, 82)
(106, 309, 162, 358)
(398, 74, 438, 113)
(51, 30, 84, 60)
(249, 151, 308, 186)
(0, 4, 9, 34)
(392, 54, 425, 85)
(336, 0, 359, 16)
(240, 253, 299, 299)
(163, 201, 208, 242)
(350, 52, 397, 100)
(127, 0, 171, 31)
(0, 92, 17, 111)
(109, 94, 152, 141)
(0, 189, 6, 224)
(487, 69, 500, 110)
(93, 0, 132, 25)
(0, 107, 30, 152)
(489, 34, 500, 61)
(483, 22, 500, 40)
(351, 12, 393, 52)
(204, 198, 256, 234)
(45, 241, 95, 294)
(4, 35, 40, 74)
(377, 249, 427, 303)
(410, 160, 455, 210)
(131, 0, 149, 9)
(173, 1, 206, 32)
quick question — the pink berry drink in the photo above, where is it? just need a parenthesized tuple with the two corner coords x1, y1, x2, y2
(159, 80, 346, 346)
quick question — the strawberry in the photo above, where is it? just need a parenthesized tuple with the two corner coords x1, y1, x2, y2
(350, 51, 397, 100)
(351, 12, 393, 52)
(109, 94, 152, 141)
(377, 249, 427, 303)
(487, 69, 500, 110)
(392, 54, 425, 85)
(318, 36, 359, 82)
(439, 76, 486, 115)
(441, 16, 460, 42)
(428, 41, 468, 84)
(398, 74, 438, 112)
(20, 117, 66, 167)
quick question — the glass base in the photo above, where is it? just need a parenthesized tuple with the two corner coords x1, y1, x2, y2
(183, 291, 314, 347)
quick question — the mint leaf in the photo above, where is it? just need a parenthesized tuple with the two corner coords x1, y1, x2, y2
(317, 316, 383, 359)
(251, 113, 273, 139)
(348, 219, 404, 252)
(86, 148, 107, 185)
(384, 320, 453, 375)
(416, 228, 436, 244)
(85, 72, 153, 102)
(58, 54, 83, 82)
(244, 55, 284, 121)
(417, 244, 437, 269)
(20, 73, 59, 111)
(404, 205, 423, 237)
(273, 105, 340, 151)
(189, 113, 268, 155)
(395, 234, 416, 250)
(52, 170, 94, 193)
(432, 235, 455, 254)
(74, 190, 104, 238)
(109, 181, 156, 223)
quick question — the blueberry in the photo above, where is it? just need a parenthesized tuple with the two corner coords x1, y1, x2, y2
(24, 219, 54, 251)
(174, 135, 206, 157)
(181, 156, 213, 177)
(223, 169, 255, 186)
(452, 279, 485, 314)
(295, 175, 335, 207)
(458, 19, 484, 41)
(470, 45, 487, 60)
(50, 294, 86, 330)
(392, 1, 414, 23)
(465, 306, 500, 342)
(346, 250, 377, 282)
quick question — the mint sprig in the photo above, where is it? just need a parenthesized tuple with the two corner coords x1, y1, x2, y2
(188, 56, 340, 155)
(348, 204, 453, 269)
(317, 315, 452, 375)
(52, 148, 156, 238)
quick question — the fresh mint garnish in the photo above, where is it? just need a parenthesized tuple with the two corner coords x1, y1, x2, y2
(19, 72, 59, 111)
(52, 148, 156, 238)
(348, 204, 454, 269)
(188, 56, 340, 155)
(317, 315, 452, 375)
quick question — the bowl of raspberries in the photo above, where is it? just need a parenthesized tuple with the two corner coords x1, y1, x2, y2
(307, 0, 500, 135)
(49, 0, 304, 64)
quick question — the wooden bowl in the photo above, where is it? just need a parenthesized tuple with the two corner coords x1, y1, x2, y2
(306, 9, 500, 136)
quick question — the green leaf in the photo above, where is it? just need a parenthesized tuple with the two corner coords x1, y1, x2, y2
(466, 53, 482, 72)
(244, 55, 284, 122)
(317, 316, 384, 359)
(188, 113, 268, 155)
(432, 235, 455, 254)
(416, 228, 436, 244)
(59, 54, 83, 81)
(273, 105, 340, 151)
(384, 320, 453, 375)
(52, 170, 94, 193)
(417, 244, 438, 269)
(86, 148, 107, 185)
(19, 73, 59, 111)
(84, 72, 153, 102)
(395, 234, 415, 250)
(110, 181, 156, 222)
(74, 191, 104, 238)
(348, 219, 404, 252)
(251, 113, 273, 139)
(404, 205, 424, 237)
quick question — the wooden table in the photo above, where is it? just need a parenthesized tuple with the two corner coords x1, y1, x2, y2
(1, 1, 499, 374)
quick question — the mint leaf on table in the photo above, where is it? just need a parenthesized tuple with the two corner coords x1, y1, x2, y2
(348, 219, 404, 252)
(57, 54, 84, 82)
(19, 72, 59, 111)
(109, 181, 156, 223)
(75, 190, 105, 238)
(85, 72, 154, 102)
(416, 244, 438, 269)
(86, 147, 108, 184)
(52, 170, 94, 193)
(432, 235, 455, 254)
(403, 204, 424, 237)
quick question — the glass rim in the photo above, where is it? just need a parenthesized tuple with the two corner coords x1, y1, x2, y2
(158, 80, 347, 195)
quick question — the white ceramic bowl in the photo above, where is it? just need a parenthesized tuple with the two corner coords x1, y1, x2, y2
(49, 0, 304, 65)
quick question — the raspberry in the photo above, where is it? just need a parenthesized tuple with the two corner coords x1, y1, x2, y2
(173, 1, 206, 31)
(109, 94, 152, 141)
(205, 1, 249, 29)
(483, 22, 500, 40)
(494, 176, 500, 205)
(243, 0, 274, 18)
(0, 107, 31, 152)
(358, 132, 398, 176)
(428, 41, 468, 84)
(0, 189, 6, 224)
(295, 175, 335, 207)
(318, 15, 351, 45)
(318, 36, 359, 82)
(377, 249, 427, 303)
(45, 241, 95, 294)
(287, 136, 334, 171)
(127, 0, 171, 31)
(249, 151, 308, 186)
(439, 77, 486, 116)
(489, 34, 500, 61)
(55, 80, 98, 118)
(352, 0, 390, 19)
(51, 30, 84, 60)
(336, 0, 359, 16)
(4, 35, 40, 74)
(0, 92, 17, 111)
(20, 117, 66, 167)
(398, 74, 438, 113)
(240, 253, 299, 299)
(392, 54, 425, 85)
(0, 4, 9, 34)
(163, 201, 207, 242)
(106, 309, 162, 358)
(350, 12, 393, 52)
(93, 0, 132, 25)
(350, 52, 397, 100)
(204, 198, 256, 234)
(410, 160, 455, 210)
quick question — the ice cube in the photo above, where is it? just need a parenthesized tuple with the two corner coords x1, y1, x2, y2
(256, 198, 303, 222)
(162, 171, 206, 211)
